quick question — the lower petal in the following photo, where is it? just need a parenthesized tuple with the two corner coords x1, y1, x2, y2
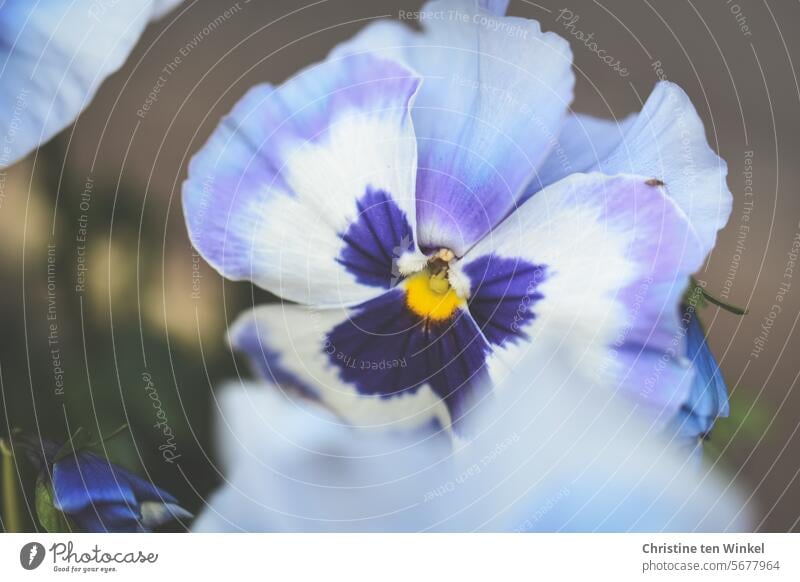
(229, 303, 453, 431)
(229, 291, 493, 433)
(325, 290, 492, 432)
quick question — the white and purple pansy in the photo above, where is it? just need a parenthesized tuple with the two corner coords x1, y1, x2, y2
(0, 0, 183, 169)
(183, 0, 731, 435)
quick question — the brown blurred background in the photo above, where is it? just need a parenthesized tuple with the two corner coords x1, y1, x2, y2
(2, 0, 799, 531)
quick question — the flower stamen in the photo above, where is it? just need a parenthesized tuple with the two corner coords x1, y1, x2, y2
(405, 249, 463, 321)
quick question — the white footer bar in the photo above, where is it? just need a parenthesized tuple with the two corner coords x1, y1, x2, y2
(1, 533, 798, 580)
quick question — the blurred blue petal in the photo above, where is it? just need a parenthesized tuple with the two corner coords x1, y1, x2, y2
(669, 306, 730, 458)
(41, 445, 190, 532)
(0, 0, 182, 168)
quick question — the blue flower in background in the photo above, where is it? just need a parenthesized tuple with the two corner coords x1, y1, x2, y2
(670, 305, 730, 461)
(0, 0, 182, 169)
(24, 440, 190, 532)
(183, 0, 732, 435)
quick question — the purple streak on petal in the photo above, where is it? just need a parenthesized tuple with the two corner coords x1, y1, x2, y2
(463, 254, 547, 346)
(336, 187, 415, 289)
(609, 179, 706, 352)
(231, 315, 319, 399)
(325, 290, 491, 432)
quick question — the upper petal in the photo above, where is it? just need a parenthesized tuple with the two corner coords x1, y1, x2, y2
(530, 112, 636, 190)
(332, 0, 575, 255)
(183, 53, 422, 306)
(458, 173, 706, 419)
(0, 0, 173, 168)
(533, 82, 733, 255)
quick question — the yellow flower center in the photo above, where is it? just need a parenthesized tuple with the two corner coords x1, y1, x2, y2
(404, 269, 464, 321)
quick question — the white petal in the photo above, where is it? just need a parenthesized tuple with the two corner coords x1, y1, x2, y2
(193, 382, 451, 532)
(228, 304, 453, 431)
(459, 173, 705, 420)
(535, 82, 733, 255)
(183, 54, 421, 306)
(0, 0, 175, 168)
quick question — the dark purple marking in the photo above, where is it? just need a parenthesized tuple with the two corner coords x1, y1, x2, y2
(463, 254, 547, 347)
(336, 188, 414, 289)
(233, 318, 318, 399)
(325, 290, 491, 433)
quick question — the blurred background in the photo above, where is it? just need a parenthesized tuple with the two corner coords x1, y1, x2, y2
(1, 0, 799, 531)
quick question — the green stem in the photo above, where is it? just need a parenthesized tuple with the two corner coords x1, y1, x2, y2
(0, 438, 23, 533)
(689, 277, 748, 315)
(700, 290, 748, 315)
(100, 423, 129, 444)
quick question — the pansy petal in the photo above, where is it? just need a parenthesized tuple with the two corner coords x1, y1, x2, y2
(228, 299, 489, 433)
(684, 308, 730, 420)
(73, 503, 145, 533)
(449, 354, 751, 532)
(534, 82, 732, 254)
(324, 290, 491, 432)
(193, 382, 451, 532)
(183, 53, 421, 306)
(150, 0, 184, 19)
(670, 307, 729, 447)
(122, 469, 180, 505)
(612, 343, 694, 422)
(478, 0, 510, 15)
(332, 0, 575, 255)
(140, 501, 192, 529)
(0, 0, 175, 169)
(529, 113, 636, 193)
(458, 173, 706, 419)
(52, 453, 138, 513)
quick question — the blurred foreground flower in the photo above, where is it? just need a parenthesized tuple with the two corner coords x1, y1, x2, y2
(0, 0, 183, 168)
(19, 435, 190, 532)
(194, 353, 749, 532)
(184, 0, 732, 436)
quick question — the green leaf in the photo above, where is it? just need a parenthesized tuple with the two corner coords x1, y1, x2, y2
(35, 478, 72, 532)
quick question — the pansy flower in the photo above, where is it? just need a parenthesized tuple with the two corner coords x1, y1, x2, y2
(0, 0, 182, 169)
(21, 438, 190, 533)
(184, 0, 731, 434)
